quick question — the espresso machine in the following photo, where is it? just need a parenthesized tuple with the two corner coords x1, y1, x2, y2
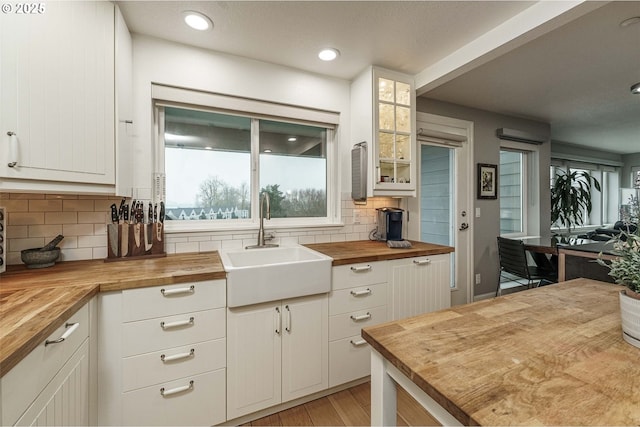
(376, 207, 404, 241)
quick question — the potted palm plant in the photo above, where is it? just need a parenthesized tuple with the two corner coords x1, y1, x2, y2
(598, 194, 640, 348)
(551, 169, 601, 234)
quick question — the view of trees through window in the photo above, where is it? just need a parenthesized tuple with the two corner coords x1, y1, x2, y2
(163, 107, 327, 221)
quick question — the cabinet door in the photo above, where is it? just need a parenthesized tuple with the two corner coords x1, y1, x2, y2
(390, 254, 451, 320)
(0, 1, 115, 186)
(15, 340, 89, 426)
(114, 5, 133, 197)
(226, 302, 282, 420)
(281, 295, 328, 403)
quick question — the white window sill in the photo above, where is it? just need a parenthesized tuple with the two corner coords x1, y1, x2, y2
(165, 219, 345, 235)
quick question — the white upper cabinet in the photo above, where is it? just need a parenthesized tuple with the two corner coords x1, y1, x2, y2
(351, 66, 416, 197)
(0, 1, 130, 195)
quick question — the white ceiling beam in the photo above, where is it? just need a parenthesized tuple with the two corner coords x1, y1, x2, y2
(415, 1, 608, 96)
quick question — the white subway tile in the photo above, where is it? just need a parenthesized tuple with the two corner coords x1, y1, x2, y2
(59, 248, 93, 262)
(78, 235, 105, 248)
(63, 199, 95, 211)
(62, 223, 94, 236)
(10, 212, 44, 226)
(199, 240, 221, 252)
(78, 211, 108, 224)
(28, 225, 63, 238)
(45, 212, 78, 225)
(29, 200, 63, 212)
(175, 241, 200, 253)
(93, 247, 107, 259)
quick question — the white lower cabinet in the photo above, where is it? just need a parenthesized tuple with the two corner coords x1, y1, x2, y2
(226, 294, 328, 420)
(122, 369, 225, 426)
(328, 261, 389, 387)
(1, 300, 94, 426)
(389, 254, 451, 320)
(98, 280, 226, 426)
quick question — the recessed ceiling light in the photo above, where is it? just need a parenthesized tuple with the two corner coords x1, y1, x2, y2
(631, 82, 640, 95)
(264, 149, 272, 153)
(183, 11, 213, 31)
(620, 16, 640, 27)
(288, 137, 297, 142)
(318, 48, 340, 61)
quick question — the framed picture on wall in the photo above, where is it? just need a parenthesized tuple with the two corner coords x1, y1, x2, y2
(477, 163, 498, 199)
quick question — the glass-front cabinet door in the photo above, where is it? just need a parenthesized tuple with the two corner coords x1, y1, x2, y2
(373, 69, 416, 195)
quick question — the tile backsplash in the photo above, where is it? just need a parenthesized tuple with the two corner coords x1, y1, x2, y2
(0, 192, 398, 266)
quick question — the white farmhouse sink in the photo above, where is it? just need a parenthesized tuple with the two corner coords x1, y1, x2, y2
(220, 245, 332, 307)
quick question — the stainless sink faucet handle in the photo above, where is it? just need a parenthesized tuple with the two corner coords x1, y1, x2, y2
(246, 191, 279, 249)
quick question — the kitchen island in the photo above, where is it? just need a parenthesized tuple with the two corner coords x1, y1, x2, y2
(362, 278, 640, 426)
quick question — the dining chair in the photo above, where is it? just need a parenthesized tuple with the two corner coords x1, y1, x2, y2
(496, 237, 557, 296)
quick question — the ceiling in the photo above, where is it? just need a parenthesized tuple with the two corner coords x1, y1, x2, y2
(118, 1, 640, 155)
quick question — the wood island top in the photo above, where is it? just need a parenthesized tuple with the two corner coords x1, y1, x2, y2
(362, 278, 640, 426)
(304, 240, 454, 265)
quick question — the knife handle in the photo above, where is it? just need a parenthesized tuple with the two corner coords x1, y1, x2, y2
(110, 204, 119, 223)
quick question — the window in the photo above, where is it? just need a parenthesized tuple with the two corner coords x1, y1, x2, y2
(155, 92, 337, 229)
(550, 161, 620, 228)
(499, 149, 526, 235)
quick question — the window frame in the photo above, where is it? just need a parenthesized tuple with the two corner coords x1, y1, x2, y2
(499, 148, 528, 237)
(550, 160, 620, 230)
(152, 85, 341, 233)
(499, 140, 540, 238)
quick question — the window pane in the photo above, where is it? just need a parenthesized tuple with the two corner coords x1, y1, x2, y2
(604, 171, 619, 224)
(259, 120, 327, 218)
(164, 107, 251, 221)
(500, 150, 523, 234)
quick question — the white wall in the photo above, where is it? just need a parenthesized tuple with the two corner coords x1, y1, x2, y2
(2, 35, 408, 265)
(416, 98, 551, 297)
(130, 34, 353, 197)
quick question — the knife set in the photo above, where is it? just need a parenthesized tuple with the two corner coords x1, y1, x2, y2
(106, 199, 165, 260)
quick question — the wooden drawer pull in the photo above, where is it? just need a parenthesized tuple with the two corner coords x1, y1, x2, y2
(413, 259, 431, 265)
(350, 339, 368, 347)
(160, 285, 195, 297)
(350, 312, 372, 322)
(160, 348, 195, 362)
(350, 265, 372, 272)
(160, 380, 194, 397)
(160, 317, 194, 330)
(350, 288, 372, 297)
(45, 322, 79, 346)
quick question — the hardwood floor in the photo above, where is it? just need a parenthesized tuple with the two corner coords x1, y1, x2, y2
(243, 381, 441, 426)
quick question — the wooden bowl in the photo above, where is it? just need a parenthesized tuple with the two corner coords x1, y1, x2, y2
(21, 248, 61, 269)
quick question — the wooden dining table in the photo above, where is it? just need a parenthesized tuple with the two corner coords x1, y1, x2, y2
(520, 236, 595, 256)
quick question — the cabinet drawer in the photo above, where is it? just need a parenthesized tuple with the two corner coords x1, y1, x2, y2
(329, 305, 387, 341)
(122, 369, 226, 426)
(2, 303, 89, 426)
(332, 261, 388, 290)
(122, 280, 225, 322)
(328, 335, 371, 388)
(329, 283, 388, 316)
(122, 308, 225, 357)
(122, 338, 225, 392)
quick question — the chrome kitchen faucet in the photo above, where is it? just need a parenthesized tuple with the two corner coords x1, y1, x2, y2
(246, 192, 278, 249)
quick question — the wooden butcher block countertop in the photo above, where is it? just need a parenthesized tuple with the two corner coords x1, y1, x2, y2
(0, 252, 225, 377)
(362, 279, 640, 426)
(304, 240, 453, 266)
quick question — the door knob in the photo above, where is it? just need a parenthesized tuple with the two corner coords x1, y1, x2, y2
(459, 223, 469, 231)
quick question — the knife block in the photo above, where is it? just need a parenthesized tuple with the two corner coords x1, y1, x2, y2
(106, 223, 165, 261)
